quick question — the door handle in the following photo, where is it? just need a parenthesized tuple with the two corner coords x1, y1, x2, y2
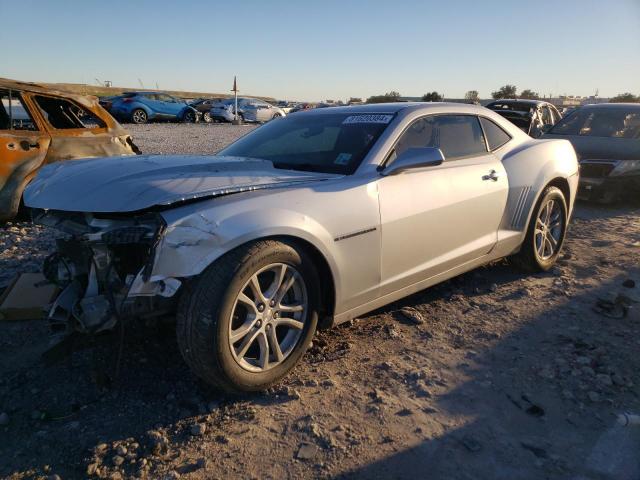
(482, 170, 500, 181)
(19, 140, 40, 151)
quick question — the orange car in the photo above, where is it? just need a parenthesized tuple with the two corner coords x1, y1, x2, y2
(0, 78, 139, 220)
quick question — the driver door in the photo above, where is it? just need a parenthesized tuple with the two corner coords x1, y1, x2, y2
(377, 114, 508, 296)
(0, 91, 51, 219)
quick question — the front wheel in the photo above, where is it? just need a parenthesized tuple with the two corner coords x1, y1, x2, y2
(202, 112, 212, 123)
(182, 110, 197, 123)
(131, 109, 148, 124)
(513, 186, 568, 272)
(176, 240, 320, 393)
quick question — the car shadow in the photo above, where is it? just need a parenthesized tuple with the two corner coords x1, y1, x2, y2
(333, 268, 640, 480)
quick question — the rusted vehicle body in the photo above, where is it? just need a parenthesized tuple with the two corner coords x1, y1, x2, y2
(0, 78, 139, 221)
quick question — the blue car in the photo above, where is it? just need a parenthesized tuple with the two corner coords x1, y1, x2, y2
(110, 92, 200, 124)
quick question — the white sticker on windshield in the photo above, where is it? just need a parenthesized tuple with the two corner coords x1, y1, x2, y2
(334, 153, 352, 165)
(342, 114, 394, 125)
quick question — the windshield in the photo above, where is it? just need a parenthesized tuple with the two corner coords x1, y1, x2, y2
(549, 107, 640, 138)
(218, 112, 394, 174)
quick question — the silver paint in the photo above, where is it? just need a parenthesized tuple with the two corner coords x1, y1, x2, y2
(27, 103, 579, 326)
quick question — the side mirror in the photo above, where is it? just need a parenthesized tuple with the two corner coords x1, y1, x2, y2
(382, 147, 445, 176)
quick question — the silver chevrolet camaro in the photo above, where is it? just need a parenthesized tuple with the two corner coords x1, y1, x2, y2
(24, 103, 579, 392)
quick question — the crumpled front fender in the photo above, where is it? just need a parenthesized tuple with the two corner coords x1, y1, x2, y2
(147, 204, 341, 293)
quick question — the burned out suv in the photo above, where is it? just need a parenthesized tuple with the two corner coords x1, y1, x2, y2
(0, 78, 139, 220)
(486, 99, 561, 138)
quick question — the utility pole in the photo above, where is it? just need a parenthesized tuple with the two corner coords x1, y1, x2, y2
(231, 76, 241, 124)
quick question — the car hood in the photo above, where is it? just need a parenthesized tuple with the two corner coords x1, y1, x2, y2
(542, 134, 640, 160)
(24, 155, 337, 213)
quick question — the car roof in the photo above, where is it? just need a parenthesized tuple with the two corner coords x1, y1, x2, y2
(579, 103, 640, 110)
(293, 102, 493, 116)
(487, 99, 550, 107)
(0, 77, 96, 103)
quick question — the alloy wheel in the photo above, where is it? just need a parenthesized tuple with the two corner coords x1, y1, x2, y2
(534, 199, 563, 260)
(132, 110, 147, 124)
(228, 263, 308, 372)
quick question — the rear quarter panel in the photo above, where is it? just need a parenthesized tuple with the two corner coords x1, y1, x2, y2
(494, 137, 579, 255)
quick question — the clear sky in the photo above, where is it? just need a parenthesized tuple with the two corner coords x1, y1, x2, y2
(2, 0, 639, 101)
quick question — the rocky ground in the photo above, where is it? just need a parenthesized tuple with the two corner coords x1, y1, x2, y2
(1, 124, 639, 480)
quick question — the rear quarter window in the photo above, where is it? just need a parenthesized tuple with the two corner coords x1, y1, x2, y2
(480, 117, 511, 151)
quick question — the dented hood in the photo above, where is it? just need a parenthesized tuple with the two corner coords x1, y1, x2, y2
(24, 155, 336, 213)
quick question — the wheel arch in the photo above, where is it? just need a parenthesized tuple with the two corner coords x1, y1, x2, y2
(523, 176, 571, 231)
(272, 234, 336, 326)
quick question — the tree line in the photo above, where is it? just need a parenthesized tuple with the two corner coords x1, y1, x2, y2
(364, 87, 639, 103)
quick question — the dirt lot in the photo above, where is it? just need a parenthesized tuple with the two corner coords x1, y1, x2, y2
(1, 124, 639, 480)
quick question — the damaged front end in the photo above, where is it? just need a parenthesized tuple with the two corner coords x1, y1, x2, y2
(35, 210, 180, 340)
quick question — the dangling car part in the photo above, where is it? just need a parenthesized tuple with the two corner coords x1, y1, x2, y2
(25, 103, 579, 393)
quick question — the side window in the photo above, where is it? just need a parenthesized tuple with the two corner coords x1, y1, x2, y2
(394, 115, 487, 161)
(540, 106, 553, 125)
(0, 90, 38, 131)
(34, 95, 106, 130)
(480, 117, 511, 151)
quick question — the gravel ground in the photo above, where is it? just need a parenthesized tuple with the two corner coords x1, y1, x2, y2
(127, 123, 257, 155)
(1, 124, 640, 480)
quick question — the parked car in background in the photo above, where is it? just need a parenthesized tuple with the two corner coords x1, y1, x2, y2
(276, 101, 294, 114)
(288, 102, 314, 114)
(25, 102, 578, 392)
(98, 95, 122, 113)
(486, 99, 561, 138)
(189, 98, 222, 123)
(0, 78, 139, 221)
(110, 92, 200, 124)
(543, 103, 640, 202)
(210, 97, 285, 123)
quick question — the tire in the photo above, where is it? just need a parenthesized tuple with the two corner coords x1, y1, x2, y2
(271, 113, 282, 121)
(131, 109, 148, 124)
(182, 110, 196, 123)
(513, 186, 568, 272)
(202, 112, 212, 123)
(176, 240, 320, 393)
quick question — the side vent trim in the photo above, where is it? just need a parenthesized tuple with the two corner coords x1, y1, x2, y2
(511, 186, 531, 229)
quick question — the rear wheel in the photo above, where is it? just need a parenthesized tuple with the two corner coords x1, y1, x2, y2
(131, 109, 148, 124)
(513, 186, 567, 272)
(176, 240, 320, 393)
